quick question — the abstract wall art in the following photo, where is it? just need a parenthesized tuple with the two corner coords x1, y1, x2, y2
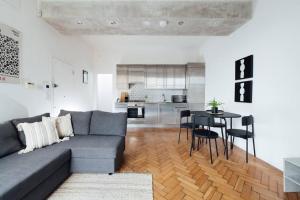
(235, 80, 252, 103)
(0, 23, 21, 84)
(235, 55, 253, 80)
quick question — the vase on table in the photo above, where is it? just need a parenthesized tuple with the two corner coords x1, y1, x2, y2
(211, 107, 218, 114)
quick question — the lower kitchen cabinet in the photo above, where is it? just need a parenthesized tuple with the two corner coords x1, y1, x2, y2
(145, 103, 159, 124)
(159, 104, 177, 125)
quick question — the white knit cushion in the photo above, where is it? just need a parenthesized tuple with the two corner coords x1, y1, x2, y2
(18, 121, 60, 153)
(42, 116, 59, 140)
(56, 114, 74, 138)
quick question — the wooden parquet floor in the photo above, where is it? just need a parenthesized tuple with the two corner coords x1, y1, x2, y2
(119, 128, 300, 200)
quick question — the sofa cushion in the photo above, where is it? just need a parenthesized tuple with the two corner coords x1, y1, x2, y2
(55, 135, 125, 159)
(11, 113, 50, 146)
(59, 110, 92, 135)
(89, 111, 127, 136)
(0, 147, 70, 200)
(0, 122, 22, 158)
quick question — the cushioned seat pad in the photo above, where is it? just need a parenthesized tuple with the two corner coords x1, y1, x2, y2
(55, 135, 125, 159)
(0, 148, 70, 200)
(212, 122, 226, 128)
(227, 129, 253, 139)
(193, 129, 219, 138)
(180, 122, 193, 128)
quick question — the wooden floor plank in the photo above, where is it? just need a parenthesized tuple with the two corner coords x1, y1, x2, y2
(119, 128, 300, 200)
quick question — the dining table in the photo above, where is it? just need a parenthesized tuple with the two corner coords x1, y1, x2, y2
(190, 110, 242, 160)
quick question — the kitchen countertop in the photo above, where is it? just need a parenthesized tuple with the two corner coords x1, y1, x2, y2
(115, 101, 188, 104)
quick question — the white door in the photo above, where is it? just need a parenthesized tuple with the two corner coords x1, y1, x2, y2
(51, 58, 76, 116)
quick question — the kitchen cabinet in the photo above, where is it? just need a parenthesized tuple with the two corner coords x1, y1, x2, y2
(165, 66, 186, 89)
(186, 63, 205, 87)
(145, 66, 164, 89)
(159, 103, 177, 125)
(174, 67, 186, 89)
(145, 103, 159, 124)
(128, 66, 145, 83)
(145, 65, 186, 89)
(186, 63, 205, 103)
(173, 103, 189, 124)
(145, 67, 157, 89)
(116, 66, 128, 90)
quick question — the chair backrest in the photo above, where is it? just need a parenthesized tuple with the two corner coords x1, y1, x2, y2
(192, 115, 214, 128)
(242, 115, 254, 126)
(180, 110, 191, 118)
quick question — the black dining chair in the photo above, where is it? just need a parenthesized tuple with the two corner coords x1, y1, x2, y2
(226, 115, 256, 163)
(190, 115, 219, 164)
(205, 110, 226, 146)
(211, 118, 226, 146)
(178, 110, 193, 143)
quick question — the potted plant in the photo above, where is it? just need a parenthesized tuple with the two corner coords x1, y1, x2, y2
(208, 98, 223, 113)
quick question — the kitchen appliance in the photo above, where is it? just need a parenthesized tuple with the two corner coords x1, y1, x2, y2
(127, 102, 145, 119)
(171, 95, 187, 103)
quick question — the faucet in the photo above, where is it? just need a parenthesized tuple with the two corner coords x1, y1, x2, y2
(162, 93, 166, 102)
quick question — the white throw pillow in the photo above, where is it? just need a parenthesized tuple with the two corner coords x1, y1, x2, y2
(56, 114, 74, 138)
(18, 121, 60, 154)
(42, 116, 58, 136)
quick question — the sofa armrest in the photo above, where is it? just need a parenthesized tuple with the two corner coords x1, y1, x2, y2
(89, 111, 127, 136)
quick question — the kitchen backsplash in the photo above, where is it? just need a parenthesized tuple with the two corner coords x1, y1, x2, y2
(127, 83, 186, 102)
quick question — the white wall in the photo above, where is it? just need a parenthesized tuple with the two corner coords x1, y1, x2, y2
(86, 35, 206, 110)
(0, 0, 95, 122)
(202, 0, 300, 170)
(97, 74, 113, 112)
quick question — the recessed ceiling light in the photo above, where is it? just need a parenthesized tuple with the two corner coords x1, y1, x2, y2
(159, 20, 168, 28)
(178, 21, 184, 26)
(143, 21, 151, 26)
(109, 20, 118, 25)
(77, 20, 83, 25)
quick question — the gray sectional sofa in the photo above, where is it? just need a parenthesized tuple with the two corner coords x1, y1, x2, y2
(0, 110, 127, 200)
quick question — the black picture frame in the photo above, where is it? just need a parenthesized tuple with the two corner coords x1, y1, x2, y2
(235, 55, 253, 80)
(235, 80, 252, 103)
(83, 70, 88, 84)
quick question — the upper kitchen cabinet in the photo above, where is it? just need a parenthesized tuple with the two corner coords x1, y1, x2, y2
(186, 63, 205, 103)
(174, 66, 186, 89)
(128, 66, 145, 83)
(116, 65, 129, 90)
(186, 63, 205, 87)
(145, 66, 164, 89)
(165, 66, 186, 89)
(146, 65, 186, 89)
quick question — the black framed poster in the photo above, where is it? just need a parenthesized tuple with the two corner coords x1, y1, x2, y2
(235, 55, 253, 80)
(235, 80, 252, 103)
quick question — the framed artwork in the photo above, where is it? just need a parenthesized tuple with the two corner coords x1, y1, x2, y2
(235, 80, 252, 103)
(0, 23, 21, 84)
(235, 55, 253, 80)
(83, 70, 88, 84)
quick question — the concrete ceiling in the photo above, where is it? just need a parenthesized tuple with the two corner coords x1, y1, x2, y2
(40, 0, 253, 36)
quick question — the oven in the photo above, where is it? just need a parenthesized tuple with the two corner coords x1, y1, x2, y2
(127, 106, 145, 118)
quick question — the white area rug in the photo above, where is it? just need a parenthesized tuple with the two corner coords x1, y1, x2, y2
(48, 173, 153, 200)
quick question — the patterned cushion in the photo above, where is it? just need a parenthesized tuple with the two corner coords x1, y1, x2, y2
(18, 121, 60, 154)
(11, 113, 50, 146)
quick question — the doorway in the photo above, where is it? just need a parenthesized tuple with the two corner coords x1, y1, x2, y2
(97, 74, 113, 112)
(51, 58, 76, 116)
